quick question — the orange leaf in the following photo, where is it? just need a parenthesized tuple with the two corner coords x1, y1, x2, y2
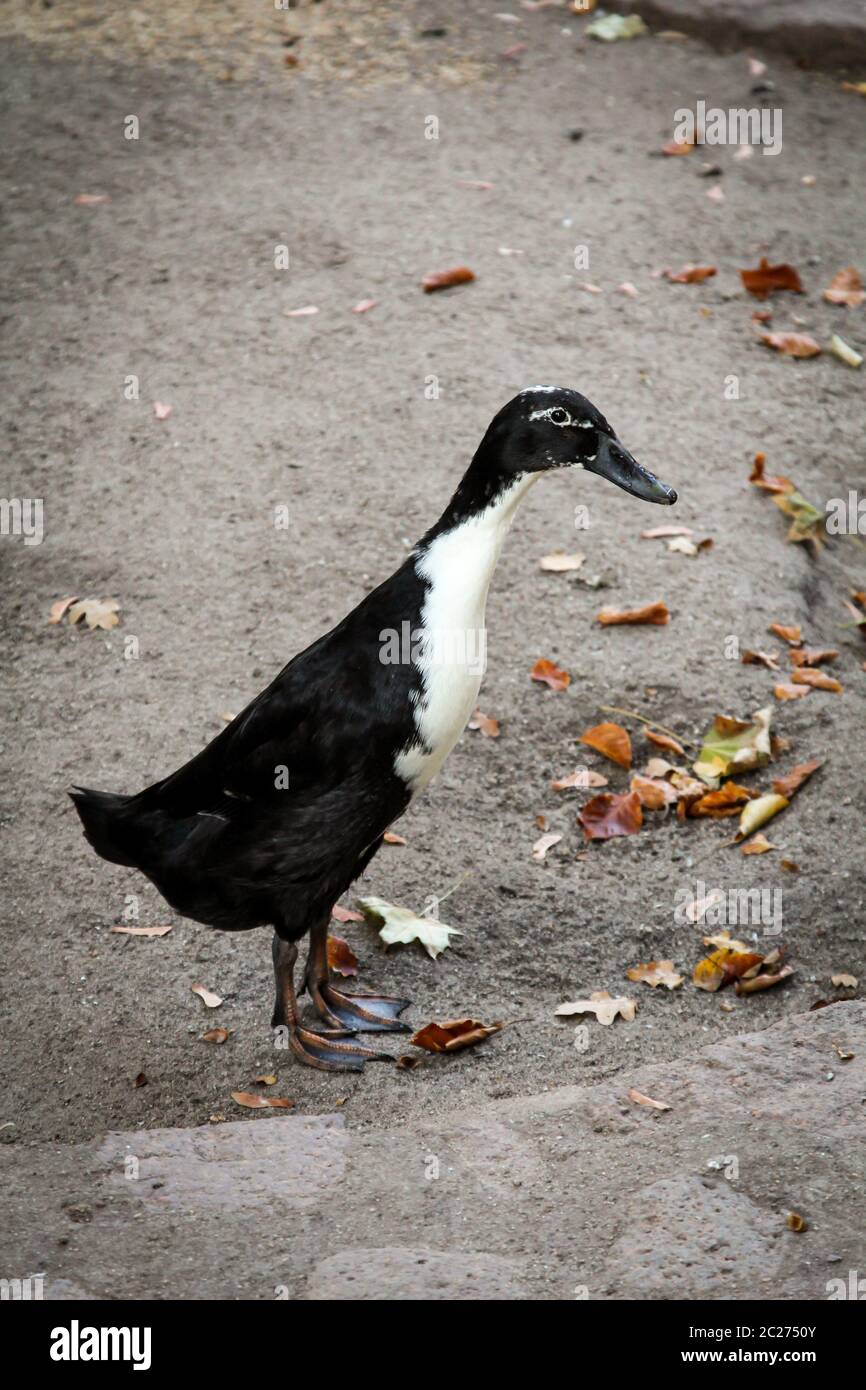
(759, 331, 821, 358)
(789, 647, 838, 667)
(578, 790, 643, 841)
(740, 258, 804, 299)
(421, 266, 475, 292)
(661, 139, 694, 156)
(630, 774, 678, 810)
(772, 758, 822, 798)
(644, 728, 685, 756)
(741, 833, 775, 855)
(383, 830, 407, 844)
(531, 657, 570, 691)
(768, 623, 801, 645)
(628, 1087, 672, 1110)
(231, 1091, 294, 1110)
(111, 924, 173, 937)
(749, 452, 793, 494)
(327, 935, 359, 977)
(741, 649, 780, 671)
(791, 670, 842, 692)
(774, 683, 811, 701)
(550, 768, 608, 791)
(686, 782, 756, 818)
(663, 264, 716, 283)
(823, 267, 865, 308)
(410, 1018, 502, 1053)
(468, 708, 500, 737)
(579, 721, 632, 768)
(596, 601, 670, 626)
(201, 1028, 230, 1044)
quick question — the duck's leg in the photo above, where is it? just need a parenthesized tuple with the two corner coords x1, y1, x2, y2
(303, 917, 412, 1033)
(271, 933, 391, 1072)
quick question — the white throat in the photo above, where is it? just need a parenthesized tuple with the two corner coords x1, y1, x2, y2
(396, 473, 540, 795)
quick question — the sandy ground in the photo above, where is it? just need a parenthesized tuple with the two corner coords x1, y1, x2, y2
(1, 3, 864, 1155)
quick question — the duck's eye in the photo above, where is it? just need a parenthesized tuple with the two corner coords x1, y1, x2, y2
(549, 407, 571, 426)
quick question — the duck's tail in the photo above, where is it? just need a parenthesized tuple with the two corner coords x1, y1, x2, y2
(69, 786, 143, 868)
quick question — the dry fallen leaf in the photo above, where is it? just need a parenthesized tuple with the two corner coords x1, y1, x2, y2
(768, 622, 802, 645)
(421, 266, 475, 293)
(627, 960, 683, 990)
(331, 903, 364, 924)
(383, 831, 407, 844)
(551, 768, 608, 791)
(759, 331, 822, 359)
(110, 924, 173, 937)
(791, 670, 843, 692)
(641, 525, 693, 540)
(539, 550, 585, 572)
(749, 452, 794, 494)
(645, 728, 686, 757)
(410, 1018, 502, 1053)
(789, 647, 838, 668)
(693, 707, 772, 786)
(254, 1074, 277, 1086)
(555, 991, 637, 1025)
(352, 298, 377, 314)
(694, 946, 765, 993)
(468, 708, 500, 737)
(736, 964, 794, 995)
(628, 1088, 671, 1111)
(284, 304, 319, 317)
(741, 833, 775, 855)
(630, 774, 678, 810)
(831, 973, 858, 989)
(578, 790, 643, 841)
(663, 265, 716, 284)
(48, 595, 79, 624)
(532, 831, 562, 861)
(579, 721, 632, 769)
(357, 895, 461, 960)
(737, 793, 789, 839)
(742, 649, 781, 671)
(153, 401, 173, 421)
(231, 1091, 294, 1110)
(685, 782, 756, 819)
(661, 138, 694, 156)
(327, 935, 359, 977)
(774, 682, 811, 701)
(531, 657, 570, 690)
(596, 601, 670, 626)
(191, 982, 223, 1009)
(67, 597, 121, 631)
(740, 258, 804, 299)
(786, 1211, 808, 1232)
(201, 1028, 229, 1044)
(823, 267, 865, 308)
(133, 1072, 147, 1088)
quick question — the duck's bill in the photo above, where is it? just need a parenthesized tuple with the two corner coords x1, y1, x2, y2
(587, 435, 677, 505)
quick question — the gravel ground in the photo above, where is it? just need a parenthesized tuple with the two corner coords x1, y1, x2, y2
(1, 2, 864, 1149)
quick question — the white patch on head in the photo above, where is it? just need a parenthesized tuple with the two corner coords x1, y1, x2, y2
(522, 384, 559, 395)
(396, 474, 540, 796)
(529, 405, 572, 425)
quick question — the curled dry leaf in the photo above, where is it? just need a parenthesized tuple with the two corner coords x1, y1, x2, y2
(741, 833, 775, 855)
(769, 623, 801, 645)
(201, 1027, 230, 1044)
(736, 964, 794, 995)
(685, 781, 756, 818)
(596, 601, 670, 626)
(68, 597, 121, 631)
(191, 982, 223, 1009)
(742, 649, 780, 671)
(749, 452, 793, 494)
(539, 551, 585, 572)
(628, 1088, 671, 1111)
(578, 790, 643, 841)
(831, 973, 858, 989)
(771, 487, 826, 549)
(383, 830, 407, 844)
(630, 774, 678, 810)
(254, 1074, 277, 1086)
(830, 334, 863, 368)
(111, 924, 173, 937)
(357, 895, 461, 960)
(786, 1211, 808, 1232)
(641, 525, 693, 540)
(468, 708, 500, 737)
(327, 935, 359, 977)
(774, 682, 810, 701)
(530, 657, 570, 690)
(789, 647, 838, 667)
(48, 595, 79, 624)
(737, 792, 789, 839)
(231, 1091, 294, 1110)
(823, 267, 865, 308)
(663, 265, 716, 284)
(421, 266, 475, 293)
(693, 707, 772, 787)
(740, 258, 804, 299)
(661, 138, 694, 156)
(555, 991, 636, 1025)
(551, 768, 608, 791)
(627, 960, 683, 990)
(645, 728, 686, 757)
(579, 721, 632, 769)
(792, 669, 842, 692)
(760, 331, 822, 358)
(331, 903, 363, 924)
(694, 946, 765, 993)
(532, 831, 562, 861)
(410, 1018, 502, 1053)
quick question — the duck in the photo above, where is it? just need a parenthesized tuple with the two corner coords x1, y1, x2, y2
(71, 386, 676, 1071)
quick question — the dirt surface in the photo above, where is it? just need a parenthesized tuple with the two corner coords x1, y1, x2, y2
(1, 3, 864, 1161)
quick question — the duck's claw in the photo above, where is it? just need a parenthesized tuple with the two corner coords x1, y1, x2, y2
(289, 1024, 393, 1072)
(314, 984, 412, 1034)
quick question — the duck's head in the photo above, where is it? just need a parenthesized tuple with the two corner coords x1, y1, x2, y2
(487, 386, 677, 506)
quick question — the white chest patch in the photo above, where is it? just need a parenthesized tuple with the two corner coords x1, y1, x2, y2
(395, 474, 539, 797)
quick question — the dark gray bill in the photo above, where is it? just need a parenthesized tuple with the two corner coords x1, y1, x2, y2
(587, 435, 677, 505)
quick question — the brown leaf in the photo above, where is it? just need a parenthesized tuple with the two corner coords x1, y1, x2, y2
(749, 452, 793, 494)
(823, 267, 865, 308)
(327, 935, 359, 977)
(110, 924, 173, 937)
(596, 601, 670, 626)
(550, 768, 608, 791)
(780, 859, 800, 872)
(578, 790, 643, 841)
(421, 266, 475, 293)
(331, 903, 364, 924)
(67, 597, 121, 630)
(191, 982, 223, 1009)
(627, 960, 683, 990)
(555, 991, 637, 1025)
(231, 1091, 294, 1109)
(791, 669, 843, 692)
(686, 782, 756, 818)
(628, 1088, 671, 1111)
(735, 964, 794, 995)
(741, 833, 775, 855)
(759, 331, 822, 358)
(201, 1028, 230, 1044)
(531, 657, 570, 690)
(48, 595, 79, 624)
(254, 1074, 277, 1086)
(663, 264, 716, 283)
(740, 258, 804, 299)
(774, 682, 811, 701)
(468, 708, 500, 737)
(694, 947, 765, 993)
(630, 774, 678, 810)
(789, 647, 838, 667)
(742, 649, 781, 671)
(410, 1018, 502, 1053)
(579, 721, 632, 769)
(644, 728, 686, 756)
(786, 1211, 808, 1232)
(768, 623, 801, 645)
(133, 1072, 147, 1088)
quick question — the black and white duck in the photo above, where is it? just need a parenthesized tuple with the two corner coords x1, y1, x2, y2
(72, 386, 676, 1071)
